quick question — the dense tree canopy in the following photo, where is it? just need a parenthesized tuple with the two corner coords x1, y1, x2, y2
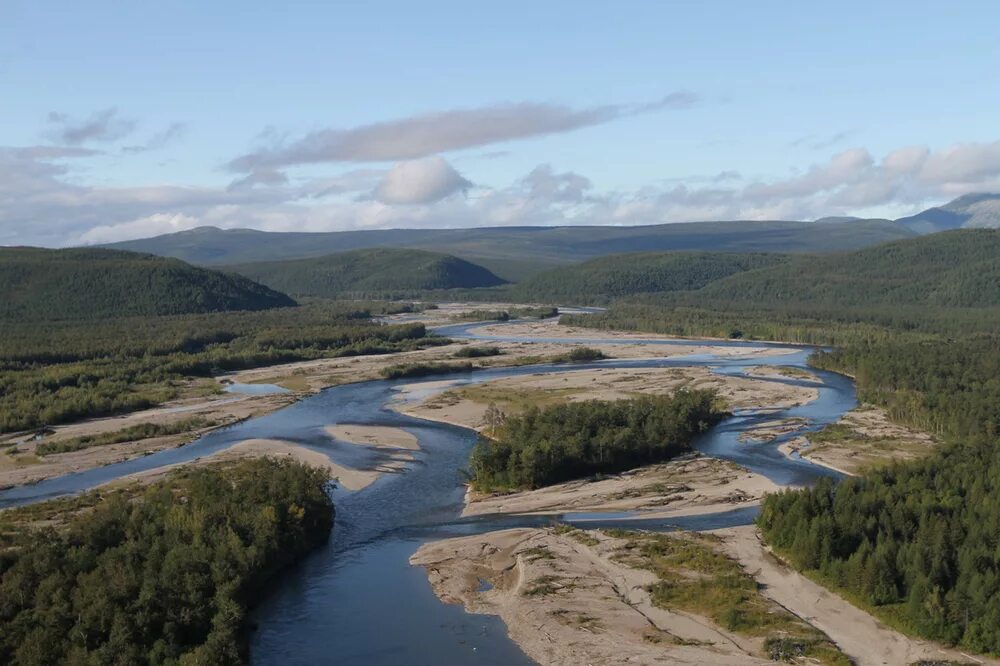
(229, 248, 506, 299)
(0, 458, 334, 665)
(0, 247, 295, 322)
(469, 392, 722, 491)
(0, 303, 444, 432)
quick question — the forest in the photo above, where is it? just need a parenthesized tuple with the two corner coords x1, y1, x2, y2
(468, 391, 722, 491)
(0, 457, 334, 665)
(0, 302, 446, 432)
(522, 230, 1000, 309)
(509, 251, 787, 304)
(558, 233, 1000, 654)
(228, 248, 506, 299)
(0, 247, 295, 322)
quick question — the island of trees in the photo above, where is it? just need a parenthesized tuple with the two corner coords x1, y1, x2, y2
(469, 391, 722, 491)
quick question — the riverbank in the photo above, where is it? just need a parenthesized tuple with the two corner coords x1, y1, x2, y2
(411, 526, 841, 666)
(392, 364, 817, 434)
(413, 524, 995, 666)
(462, 454, 780, 519)
(779, 404, 937, 475)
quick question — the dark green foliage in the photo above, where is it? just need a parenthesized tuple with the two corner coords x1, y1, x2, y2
(229, 248, 506, 298)
(0, 303, 441, 433)
(452, 309, 511, 322)
(511, 252, 788, 304)
(378, 361, 475, 379)
(469, 392, 722, 490)
(0, 247, 295, 322)
(508, 306, 559, 319)
(554, 347, 607, 362)
(690, 229, 1000, 309)
(453, 346, 502, 358)
(0, 457, 334, 664)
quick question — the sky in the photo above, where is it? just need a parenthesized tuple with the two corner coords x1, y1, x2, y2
(3, 0, 1000, 246)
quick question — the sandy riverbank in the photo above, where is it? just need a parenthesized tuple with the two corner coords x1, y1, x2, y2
(779, 405, 936, 475)
(393, 365, 817, 435)
(414, 525, 997, 666)
(412, 527, 809, 665)
(716, 526, 999, 666)
(0, 392, 296, 489)
(462, 454, 780, 519)
(105, 425, 423, 492)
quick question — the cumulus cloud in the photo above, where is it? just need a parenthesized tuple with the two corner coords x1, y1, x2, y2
(78, 213, 201, 244)
(6, 135, 1000, 247)
(373, 156, 472, 204)
(47, 108, 137, 145)
(228, 93, 701, 172)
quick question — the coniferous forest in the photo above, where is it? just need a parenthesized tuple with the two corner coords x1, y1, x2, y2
(469, 391, 722, 491)
(0, 458, 334, 665)
(0, 303, 444, 432)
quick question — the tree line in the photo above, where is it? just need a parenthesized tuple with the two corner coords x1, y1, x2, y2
(0, 303, 445, 433)
(469, 391, 722, 491)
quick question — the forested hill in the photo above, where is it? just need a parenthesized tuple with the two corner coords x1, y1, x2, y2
(686, 229, 1000, 308)
(101, 218, 914, 280)
(0, 247, 296, 322)
(229, 248, 507, 298)
(510, 251, 789, 304)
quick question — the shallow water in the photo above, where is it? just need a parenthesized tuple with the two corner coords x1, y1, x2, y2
(0, 322, 856, 664)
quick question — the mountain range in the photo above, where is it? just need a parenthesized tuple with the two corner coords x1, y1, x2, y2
(100, 194, 999, 280)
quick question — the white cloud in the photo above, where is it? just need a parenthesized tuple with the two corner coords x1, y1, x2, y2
(78, 213, 201, 244)
(6, 135, 1000, 247)
(373, 157, 471, 204)
(228, 93, 701, 172)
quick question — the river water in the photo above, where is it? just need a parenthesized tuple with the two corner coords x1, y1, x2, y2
(0, 321, 856, 665)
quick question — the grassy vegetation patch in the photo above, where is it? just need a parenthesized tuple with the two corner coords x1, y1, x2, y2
(613, 531, 849, 665)
(453, 345, 502, 358)
(379, 361, 476, 379)
(34, 417, 216, 456)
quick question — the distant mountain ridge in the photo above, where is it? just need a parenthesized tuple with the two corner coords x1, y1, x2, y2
(0, 247, 295, 322)
(101, 218, 914, 280)
(895, 193, 1000, 233)
(229, 248, 506, 297)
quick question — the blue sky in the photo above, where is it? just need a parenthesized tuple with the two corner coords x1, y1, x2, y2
(3, 1, 1000, 245)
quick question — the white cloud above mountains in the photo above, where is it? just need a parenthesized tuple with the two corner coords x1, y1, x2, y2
(372, 157, 472, 205)
(5, 98, 1000, 246)
(227, 93, 701, 174)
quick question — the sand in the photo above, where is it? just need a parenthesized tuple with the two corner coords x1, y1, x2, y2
(716, 526, 1000, 666)
(463, 454, 780, 519)
(780, 405, 937, 475)
(413, 524, 997, 666)
(412, 527, 777, 666)
(394, 365, 818, 433)
(0, 392, 294, 489)
(324, 424, 419, 450)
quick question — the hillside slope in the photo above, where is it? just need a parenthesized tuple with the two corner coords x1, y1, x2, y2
(689, 229, 1000, 308)
(895, 193, 1000, 233)
(511, 251, 789, 304)
(0, 247, 295, 321)
(101, 218, 915, 279)
(229, 248, 506, 297)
